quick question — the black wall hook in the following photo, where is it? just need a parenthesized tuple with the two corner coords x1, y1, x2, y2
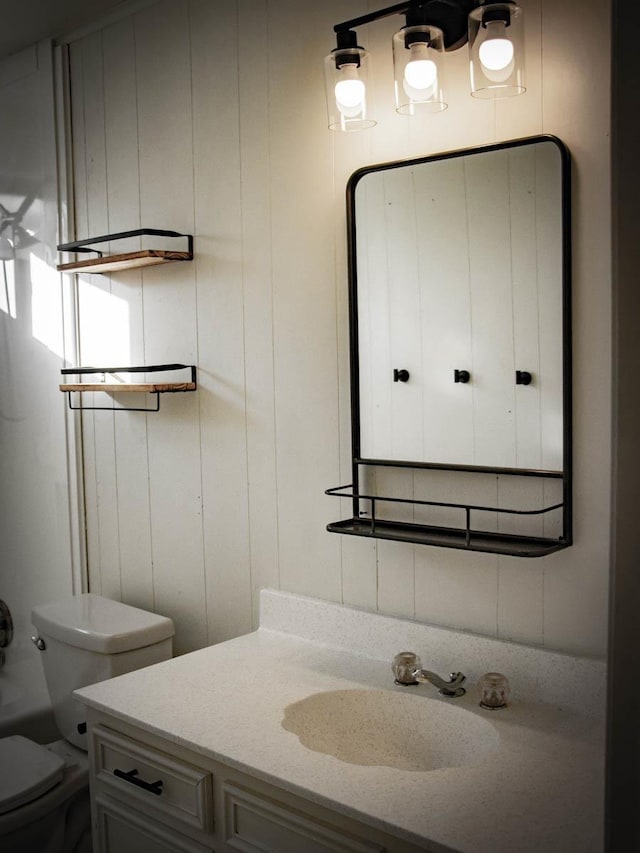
(393, 368, 410, 382)
(454, 369, 470, 383)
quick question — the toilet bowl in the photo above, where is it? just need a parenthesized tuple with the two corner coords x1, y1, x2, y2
(0, 594, 174, 853)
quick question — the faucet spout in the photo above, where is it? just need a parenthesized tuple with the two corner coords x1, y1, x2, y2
(392, 651, 466, 697)
(415, 668, 466, 697)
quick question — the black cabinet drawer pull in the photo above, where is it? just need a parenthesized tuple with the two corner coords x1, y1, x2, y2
(113, 767, 164, 795)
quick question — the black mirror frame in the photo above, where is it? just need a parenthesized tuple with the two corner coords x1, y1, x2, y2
(326, 134, 572, 557)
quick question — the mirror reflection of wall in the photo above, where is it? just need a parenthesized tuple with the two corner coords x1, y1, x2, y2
(355, 137, 565, 472)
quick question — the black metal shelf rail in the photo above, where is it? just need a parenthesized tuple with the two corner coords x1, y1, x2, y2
(60, 363, 197, 412)
(57, 228, 193, 259)
(325, 483, 565, 550)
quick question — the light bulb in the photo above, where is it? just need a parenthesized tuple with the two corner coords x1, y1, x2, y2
(403, 42, 437, 92)
(334, 64, 365, 116)
(479, 21, 514, 72)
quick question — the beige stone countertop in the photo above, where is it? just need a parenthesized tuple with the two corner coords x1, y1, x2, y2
(76, 626, 604, 853)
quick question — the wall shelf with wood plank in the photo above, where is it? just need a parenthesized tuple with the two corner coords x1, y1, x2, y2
(60, 364, 197, 412)
(57, 228, 193, 274)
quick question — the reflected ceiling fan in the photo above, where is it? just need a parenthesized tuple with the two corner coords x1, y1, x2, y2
(0, 193, 38, 260)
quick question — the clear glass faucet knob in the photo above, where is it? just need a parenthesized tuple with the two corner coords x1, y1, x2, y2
(478, 672, 510, 709)
(392, 651, 421, 684)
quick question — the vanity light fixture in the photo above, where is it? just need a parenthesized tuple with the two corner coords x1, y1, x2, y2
(325, 0, 525, 131)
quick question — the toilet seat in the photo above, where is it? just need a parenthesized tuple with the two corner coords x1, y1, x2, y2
(0, 737, 89, 837)
(0, 736, 65, 814)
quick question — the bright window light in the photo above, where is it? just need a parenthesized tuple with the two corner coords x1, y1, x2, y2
(77, 278, 130, 366)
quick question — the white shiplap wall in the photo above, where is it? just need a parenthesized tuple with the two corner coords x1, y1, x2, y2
(62, 0, 611, 657)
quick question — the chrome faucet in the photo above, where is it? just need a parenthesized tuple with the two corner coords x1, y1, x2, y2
(392, 651, 466, 697)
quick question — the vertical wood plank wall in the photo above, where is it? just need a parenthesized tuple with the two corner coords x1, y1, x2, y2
(62, 0, 611, 657)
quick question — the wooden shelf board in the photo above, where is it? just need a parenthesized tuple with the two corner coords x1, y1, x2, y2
(60, 382, 196, 393)
(327, 517, 568, 557)
(56, 249, 192, 274)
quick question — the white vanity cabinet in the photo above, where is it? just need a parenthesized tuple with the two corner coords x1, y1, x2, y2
(85, 710, 429, 853)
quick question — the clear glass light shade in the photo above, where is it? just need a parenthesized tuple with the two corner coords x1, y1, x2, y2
(393, 25, 446, 115)
(324, 47, 375, 131)
(469, 2, 525, 98)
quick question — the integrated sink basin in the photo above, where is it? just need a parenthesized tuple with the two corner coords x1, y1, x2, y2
(282, 689, 501, 772)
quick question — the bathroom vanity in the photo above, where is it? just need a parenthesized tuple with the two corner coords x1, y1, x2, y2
(75, 590, 605, 853)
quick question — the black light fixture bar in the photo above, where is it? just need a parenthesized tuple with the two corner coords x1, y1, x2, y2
(334, 0, 478, 50)
(334, 0, 428, 33)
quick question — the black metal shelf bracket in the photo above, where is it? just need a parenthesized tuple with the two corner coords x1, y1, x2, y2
(57, 228, 193, 259)
(64, 393, 163, 413)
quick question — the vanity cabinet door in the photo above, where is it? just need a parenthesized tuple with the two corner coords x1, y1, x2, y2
(223, 783, 384, 853)
(94, 795, 216, 853)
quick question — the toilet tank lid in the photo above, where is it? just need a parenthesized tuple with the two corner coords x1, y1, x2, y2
(31, 594, 175, 654)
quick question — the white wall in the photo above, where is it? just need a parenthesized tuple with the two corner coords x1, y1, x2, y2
(0, 42, 76, 654)
(61, 0, 610, 658)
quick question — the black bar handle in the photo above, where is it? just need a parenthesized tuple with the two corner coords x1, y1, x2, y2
(113, 768, 164, 796)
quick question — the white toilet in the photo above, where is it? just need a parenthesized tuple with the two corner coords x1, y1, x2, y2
(0, 594, 174, 853)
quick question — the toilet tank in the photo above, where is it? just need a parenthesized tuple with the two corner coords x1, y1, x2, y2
(32, 594, 174, 750)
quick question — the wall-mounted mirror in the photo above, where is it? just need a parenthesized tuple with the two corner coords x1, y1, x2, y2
(327, 136, 572, 557)
(355, 135, 568, 471)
